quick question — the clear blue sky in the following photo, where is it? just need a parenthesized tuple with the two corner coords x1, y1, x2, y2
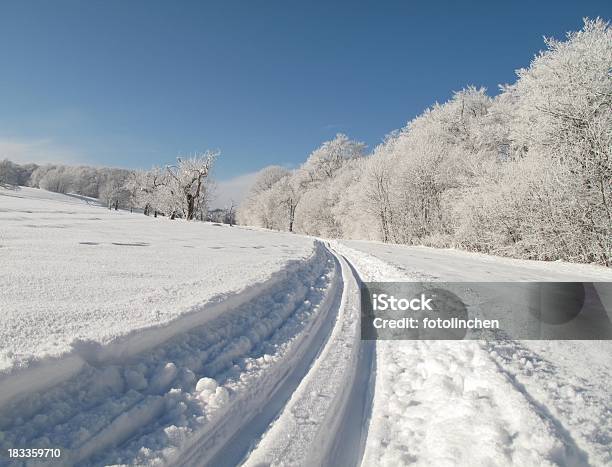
(0, 0, 610, 180)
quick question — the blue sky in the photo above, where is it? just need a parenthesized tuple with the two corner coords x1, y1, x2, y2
(0, 0, 610, 187)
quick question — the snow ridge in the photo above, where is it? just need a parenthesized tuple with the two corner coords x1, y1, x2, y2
(242, 247, 366, 467)
(0, 238, 323, 411)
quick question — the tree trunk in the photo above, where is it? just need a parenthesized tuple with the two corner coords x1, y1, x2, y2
(186, 194, 195, 220)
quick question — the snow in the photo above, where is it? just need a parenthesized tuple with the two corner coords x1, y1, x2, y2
(0, 186, 315, 400)
(335, 239, 612, 467)
(1, 186, 611, 466)
(340, 239, 612, 282)
(364, 339, 591, 466)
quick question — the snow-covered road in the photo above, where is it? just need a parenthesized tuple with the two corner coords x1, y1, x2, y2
(339, 240, 612, 282)
(335, 240, 612, 467)
(1, 187, 611, 466)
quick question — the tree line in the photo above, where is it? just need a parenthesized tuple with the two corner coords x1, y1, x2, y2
(239, 19, 611, 266)
(0, 160, 132, 202)
(0, 152, 220, 222)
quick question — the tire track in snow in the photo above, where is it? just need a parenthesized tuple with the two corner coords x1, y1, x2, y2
(241, 246, 374, 467)
(325, 258, 376, 467)
(183, 251, 346, 467)
(486, 353, 589, 465)
(485, 339, 611, 465)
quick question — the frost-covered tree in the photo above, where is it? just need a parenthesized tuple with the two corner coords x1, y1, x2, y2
(449, 18, 611, 264)
(358, 87, 494, 244)
(302, 133, 366, 182)
(24, 163, 131, 199)
(0, 160, 38, 187)
(361, 147, 395, 242)
(239, 135, 366, 234)
(250, 166, 289, 194)
(507, 18, 611, 264)
(0, 159, 19, 187)
(38, 167, 75, 194)
(162, 152, 218, 220)
(238, 166, 290, 228)
(135, 168, 166, 216)
(272, 174, 301, 232)
(98, 175, 132, 210)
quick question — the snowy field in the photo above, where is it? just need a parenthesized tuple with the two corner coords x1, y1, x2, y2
(1, 186, 611, 466)
(0, 187, 332, 465)
(0, 187, 315, 373)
